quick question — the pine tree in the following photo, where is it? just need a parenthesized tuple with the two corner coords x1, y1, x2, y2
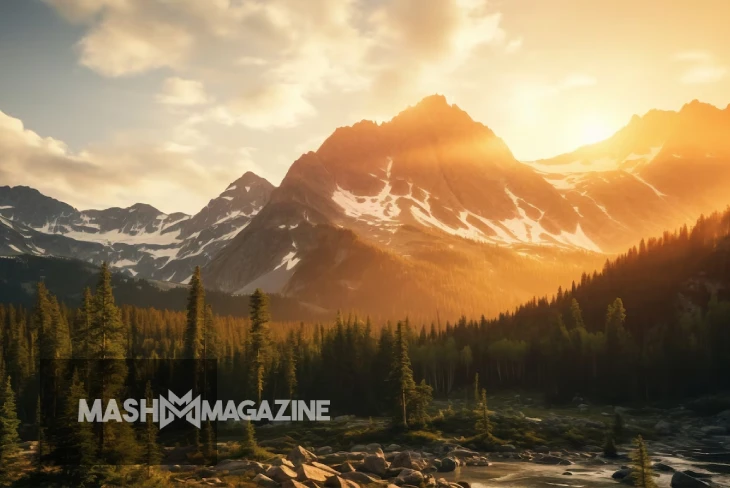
(248, 289, 271, 403)
(75, 288, 94, 360)
(142, 381, 162, 478)
(239, 419, 257, 457)
(283, 339, 297, 399)
(603, 434, 618, 458)
(630, 435, 657, 488)
(58, 371, 99, 486)
(475, 388, 492, 439)
(390, 321, 415, 428)
(613, 413, 625, 441)
(410, 379, 433, 426)
(473, 373, 480, 404)
(184, 267, 205, 360)
(0, 376, 22, 480)
(569, 298, 585, 330)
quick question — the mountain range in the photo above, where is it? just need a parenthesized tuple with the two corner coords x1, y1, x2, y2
(2, 96, 729, 317)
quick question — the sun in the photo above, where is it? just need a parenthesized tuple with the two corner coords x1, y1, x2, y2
(578, 116, 614, 145)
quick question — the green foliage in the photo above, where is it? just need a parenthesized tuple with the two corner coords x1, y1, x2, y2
(390, 321, 416, 428)
(248, 289, 271, 403)
(475, 388, 492, 439)
(0, 376, 22, 480)
(184, 266, 205, 360)
(630, 435, 657, 488)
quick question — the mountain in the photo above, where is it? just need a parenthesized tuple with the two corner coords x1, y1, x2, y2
(0, 171, 273, 282)
(205, 96, 730, 317)
(205, 96, 609, 317)
(526, 100, 730, 251)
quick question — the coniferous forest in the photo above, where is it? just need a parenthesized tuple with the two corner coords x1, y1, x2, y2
(0, 209, 727, 485)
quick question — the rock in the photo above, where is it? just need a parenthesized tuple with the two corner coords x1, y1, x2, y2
(437, 458, 458, 472)
(340, 471, 381, 484)
(202, 478, 227, 487)
(578, 404, 589, 411)
(682, 470, 712, 479)
(254, 474, 280, 488)
(499, 444, 516, 452)
(337, 462, 356, 473)
(700, 425, 726, 436)
(534, 446, 549, 453)
(612, 468, 632, 480)
(316, 446, 334, 455)
(384, 444, 401, 452)
(449, 449, 479, 459)
(320, 453, 349, 465)
(396, 469, 424, 486)
(655, 420, 674, 435)
(456, 482, 470, 488)
(362, 455, 389, 476)
(366, 443, 383, 452)
(282, 481, 310, 488)
(310, 462, 340, 476)
(535, 455, 572, 466)
(654, 462, 675, 472)
(350, 445, 367, 453)
(272, 458, 296, 468)
(297, 464, 334, 483)
(288, 446, 318, 466)
(198, 468, 216, 478)
(324, 476, 360, 488)
(391, 451, 427, 470)
(563, 472, 572, 476)
(670, 472, 710, 487)
(267, 465, 299, 483)
(702, 463, 730, 474)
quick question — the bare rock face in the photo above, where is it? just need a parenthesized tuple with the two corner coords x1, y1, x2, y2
(287, 446, 318, 466)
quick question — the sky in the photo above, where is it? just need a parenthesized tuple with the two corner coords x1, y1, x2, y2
(0, 0, 729, 214)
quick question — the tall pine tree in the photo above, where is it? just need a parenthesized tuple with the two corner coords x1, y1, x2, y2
(630, 435, 657, 488)
(390, 321, 415, 428)
(248, 289, 271, 403)
(0, 376, 21, 481)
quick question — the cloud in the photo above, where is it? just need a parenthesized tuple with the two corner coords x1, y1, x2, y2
(157, 78, 210, 106)
(674, 50, 727, 84)
(214, 84, 316, 130)
(0, 110, 239, 213)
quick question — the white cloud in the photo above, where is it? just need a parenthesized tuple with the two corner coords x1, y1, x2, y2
(674, 50, 727, 85)
(157, 78, 210, 106)
(0, 110, 239, 213)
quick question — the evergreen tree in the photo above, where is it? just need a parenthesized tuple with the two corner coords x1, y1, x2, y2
(239, 419, 257, 457)
(142, 381, 162, 478)
(630, 436, 657, 488)
(569, 298, 585, 330)
(613, 413, 625, 441)
(603, 434, 618, 458)
(75, 288, 94, 360)
(58, 371, 99, 486)
(410, 379, 433, 426)
(184, 267, 205, 360)
(0, 376, 22, 480)
(248, 289, 271, 403)
(473, 372, 480, 404)
(390, 321, 415, 428)
(475, 388, 491, 439)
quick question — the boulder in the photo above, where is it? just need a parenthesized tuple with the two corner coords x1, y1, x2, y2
(670, 472, 710, 487)
(254, 474, 281, 488)
(311, 462, 340, 476)
(340, 471, 382, 484)
(316, 446, 334, 455)
(654, 462, 675, 472)
(337, 462, 356, 473)
(272, 458, 296, 468)
(455, 483, 470, 488)
(362, 455, 389, 476)
(396, 469, 425, 486)
(297, 464, 334, 483)
(288, 446, 318, 466)
(612, 468, 632, 480)
(391, 451, 427, 470)
(350, 445, 368, 453)
(325, 476, 360, 488)
(437, 458, 458, 473)
(267, 466, 299, 483)
(282, 481, 310, 488)
(655, 420, 674, 435)
(384, 444, 401, 453)
(700, 425, 726, 436)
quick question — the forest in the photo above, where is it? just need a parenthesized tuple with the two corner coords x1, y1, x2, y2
(0, 208, 729, 485)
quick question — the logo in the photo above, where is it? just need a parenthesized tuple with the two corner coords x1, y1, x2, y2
(79, 391, 330, 429)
